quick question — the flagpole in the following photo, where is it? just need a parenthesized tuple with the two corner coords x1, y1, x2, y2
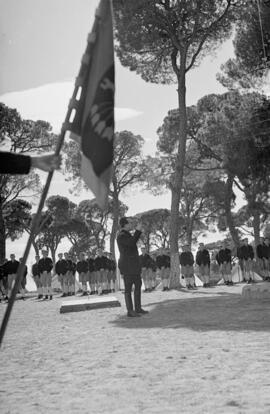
(0, 128, 66, 348)
(0, 3, 104, 348)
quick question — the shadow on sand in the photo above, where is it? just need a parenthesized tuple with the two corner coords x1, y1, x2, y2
(110, 292, 270, 332)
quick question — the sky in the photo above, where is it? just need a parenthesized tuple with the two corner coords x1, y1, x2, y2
(0, 0, 242, 270)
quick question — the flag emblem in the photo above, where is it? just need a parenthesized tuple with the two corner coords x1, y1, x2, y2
(68, 0, 114, 209)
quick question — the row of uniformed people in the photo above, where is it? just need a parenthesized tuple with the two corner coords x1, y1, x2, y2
(139, 248, 171, 292)
(54, 248, 117, 297)
(243, 236, 270, 280)
(31, 249, 117, 299)
(0, 255, 28, 300)
(31, 250, 54, 299)
(1, 249, 117, 301)
(139, 238, 270, 291)
(233, 237, 270, 282)
(139, 244, 212, 291)
(182, 238, 270, 287)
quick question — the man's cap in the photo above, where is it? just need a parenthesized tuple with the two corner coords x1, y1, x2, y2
(119, 217, 129, 227)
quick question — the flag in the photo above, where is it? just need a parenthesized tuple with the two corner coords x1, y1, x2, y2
(68, 0, 114, 210)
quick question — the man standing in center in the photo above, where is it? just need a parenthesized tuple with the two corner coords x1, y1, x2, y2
(117, 217, 148, 317)
(38, 250, 53, 300)
(196, 243, 211, 287)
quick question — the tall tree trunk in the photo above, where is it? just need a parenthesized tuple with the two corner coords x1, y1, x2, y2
(0, 196, 6, 262)
(49, 247, 56, 266)
(225, 174, 240, 248)
(252, 209, 260, 254)
(145, 233, 150, 253)
(32, 239, 39, 256)
(110, 192, 119, 260)
(169, 71, 187, 288)
(186, 222, 193, 248)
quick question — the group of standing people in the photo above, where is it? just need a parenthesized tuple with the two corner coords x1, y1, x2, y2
(1, 212, 269, 317)
(0, 250, 53, 301)
(54, 249, 116, 297)
(138, 242, 211, 291)
(0, 248, 117, 302)
(116, 218, 270, 317)
(0, 254, 28, 301)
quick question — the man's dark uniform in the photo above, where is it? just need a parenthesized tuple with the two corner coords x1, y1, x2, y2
(264, 242, 270, 260)
(237, 243, 254, 282)
(256, 243, 266, 260)
(32, 262, 40, 278)
(256, 242, 269, 278)
(0, 262, 8, 294)
(195, 249, 210, 267)
(110, 257, 116, 272)
(156, 254, 170, 269)
(94, 254, 109, 293)
(139, 253, 152, 269)
(38, 257, 53, 274)
(117, 228, 142, 314)
(6, 259, 20, 275)
(55, 259, 68, 278)
(94, 255, 108, 271)
(0, 152, 31, 174)
(236, 245, 244, 270)
(180, 251, 194, 266)
(216, 248, 231, 265)
(66, 258, 73, 273)
(237, 244, 254, 261)
(76, 260, 88, 274)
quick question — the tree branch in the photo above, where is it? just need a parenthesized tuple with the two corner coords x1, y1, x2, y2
(186, 1, 232, 72)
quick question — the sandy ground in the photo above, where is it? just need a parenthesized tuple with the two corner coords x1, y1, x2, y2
(1, 284, 270, 414)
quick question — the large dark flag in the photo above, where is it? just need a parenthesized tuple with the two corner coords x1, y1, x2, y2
(68, 0, 114, 209)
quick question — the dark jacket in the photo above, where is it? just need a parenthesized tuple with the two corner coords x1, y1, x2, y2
(0, 152, 31, 174)
(117, 229, 141, 276)
(156, 254, 170, 269)
(38, 257, 53, 273)
(65, 259, 74, 273)
(180, 252, 194, 266)
(139, 253, 152, 268)
(6, 260, 20, 275)
(94, 256, 108, 271)
(196, 249, 210, 266)
(256, 244, 268, 259)
(216, 248, 231, 265)
(109, 258, 116, 271)
(264, 244, 270, 259)
(55, 259, 68, 275)
(76, 260, 89, 274)
(237, 245, 254, 260)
